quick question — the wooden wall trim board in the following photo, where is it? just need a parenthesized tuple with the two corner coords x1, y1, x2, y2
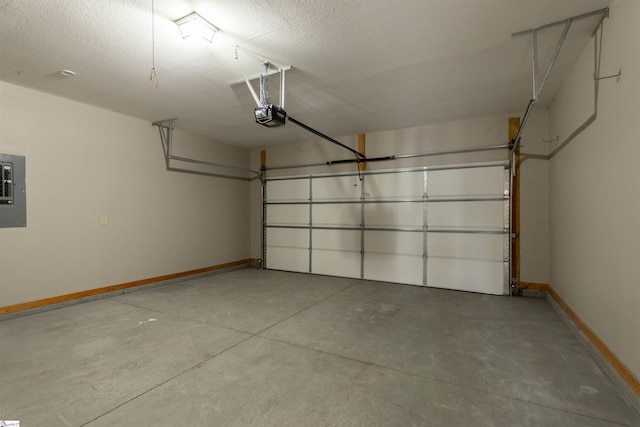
(518, 282, 550, 291)
(357, 133, 366, 171)
(519, 282, 640, 399)
(547, 286, 640, 398)
(0, 258, 257, 316)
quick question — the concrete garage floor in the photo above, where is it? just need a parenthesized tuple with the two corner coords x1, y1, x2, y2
(1, 269, 638, 426)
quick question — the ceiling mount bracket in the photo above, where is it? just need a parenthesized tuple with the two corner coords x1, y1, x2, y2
(529, 20, 572, 102)
(241, 64, 290, 109)
(248, 63, 288, 128)
(510, 7, 609, 158)
(512, 7, 609, 103)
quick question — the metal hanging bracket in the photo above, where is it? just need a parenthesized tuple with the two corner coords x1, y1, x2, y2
(152, 117, 177, 167)
(510, 7, 609, 158)
(595, 68, 622, 82)
(233, 65, 292, 108)
(151, 118, 263, 181)
(512, 7, 609, 103)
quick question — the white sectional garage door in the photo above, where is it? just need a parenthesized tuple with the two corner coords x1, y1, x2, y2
(263, 161, 510, 295)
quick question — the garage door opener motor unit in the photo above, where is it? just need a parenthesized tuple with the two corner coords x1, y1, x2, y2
(255, 104, 286, 127)
(253, 62, 287, 128)
(247, 63, 366, 160)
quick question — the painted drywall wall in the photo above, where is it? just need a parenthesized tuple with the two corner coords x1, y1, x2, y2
(0, 82, 251, 307)
(548, 0, 640, 379)
(250, 111, 550, 285)
(518, 108, 551, 285)
(548, 34, 598, 145)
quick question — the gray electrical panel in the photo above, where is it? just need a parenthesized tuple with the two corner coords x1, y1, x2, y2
(0, 153, 26, 228)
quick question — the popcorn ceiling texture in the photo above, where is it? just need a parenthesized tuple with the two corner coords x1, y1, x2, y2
(0, 0, 611, 147)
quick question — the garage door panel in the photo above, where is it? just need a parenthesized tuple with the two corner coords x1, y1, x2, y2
(266, 205, 308, 225)
(312, 230, 360, 278)
(428, 201, 504, 228)
(428, 233, 503, 260)
(314, 204, 360, 226)
(266, 228, 308, 247)
(265, 163, 509, 295)
(364, 230, 422, 255)
(313, 176, 361, 200)
(427, 167, 505, 197)
(266, 228, 309, 272)
(364, 202, 422, 227)
(313, 230, 360, 251)
(364, 253, 423, 286)
(366, 171, 424, 199)
(267, 179, 308, 201)
(267, 247, 309, 273)
(312, 250, 360, 278)
(427, 258, 504, 294)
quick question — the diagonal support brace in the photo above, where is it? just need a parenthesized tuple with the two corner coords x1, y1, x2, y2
(152, 117, 177, 168)
(513, 7, 609, 102)
(510, 7, 609, 157)
(530, 21, 571, 102)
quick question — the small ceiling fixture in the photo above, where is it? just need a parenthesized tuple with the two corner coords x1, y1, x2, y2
(174, 12, 218, 45)
(60, 69, 76, 77)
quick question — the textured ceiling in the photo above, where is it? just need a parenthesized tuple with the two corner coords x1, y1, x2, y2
(0, 0, 611, 148)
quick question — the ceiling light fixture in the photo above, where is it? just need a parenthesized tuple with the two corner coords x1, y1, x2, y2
(174, 12, 218, 45)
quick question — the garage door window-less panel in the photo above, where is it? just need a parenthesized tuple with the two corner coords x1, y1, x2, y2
(263, 162, 510, 295)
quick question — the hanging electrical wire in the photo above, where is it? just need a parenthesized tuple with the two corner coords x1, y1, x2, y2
(149, 0, 159, 88)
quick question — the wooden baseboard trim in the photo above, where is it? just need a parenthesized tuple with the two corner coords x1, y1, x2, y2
(525, 282, 639, 398)
(0, 258, 258, 316)
(518, 282, 550, 291)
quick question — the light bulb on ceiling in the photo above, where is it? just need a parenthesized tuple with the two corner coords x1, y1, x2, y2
(174, 12, 218, 45)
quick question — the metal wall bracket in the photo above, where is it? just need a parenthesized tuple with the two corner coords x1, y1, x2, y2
(151, 118, 262, 181)
(530, 21, 572, 102)
(595, 68, 622, 82)
(152, 117, 177, 168)
(510, 7, 609, 158)
(513, 8, 610, 101)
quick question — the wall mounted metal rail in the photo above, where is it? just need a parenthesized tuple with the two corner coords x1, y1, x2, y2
(151, 118, 262, 181)
(510, 7, 609, 156)
(266, 143, 510, 171)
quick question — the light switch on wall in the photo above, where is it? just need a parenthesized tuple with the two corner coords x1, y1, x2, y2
(100, 216, 108, 225)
